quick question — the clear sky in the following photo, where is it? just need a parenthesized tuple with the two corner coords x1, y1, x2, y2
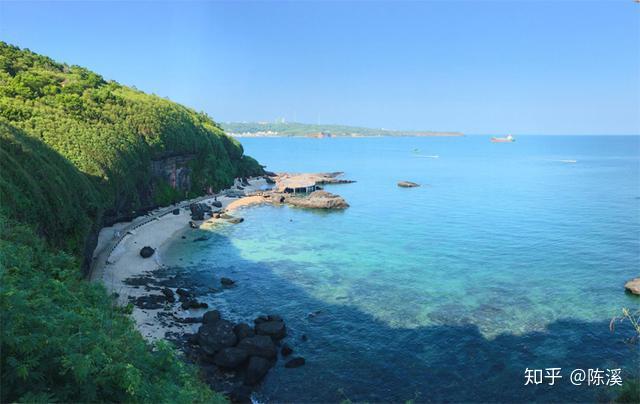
(1, 1, 638, 134)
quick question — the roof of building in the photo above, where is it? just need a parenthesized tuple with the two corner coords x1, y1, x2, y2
(275, 175, 317, 192)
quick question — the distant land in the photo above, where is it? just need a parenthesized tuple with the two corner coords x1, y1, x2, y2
(222, 121, 463, 138)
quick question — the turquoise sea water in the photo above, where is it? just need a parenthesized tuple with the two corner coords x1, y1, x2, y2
(165, 136, 640, 402)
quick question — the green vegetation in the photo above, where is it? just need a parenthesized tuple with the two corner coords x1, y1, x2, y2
(0, 42, 263, 401)
(1, 217, 224, 403)
(222, 121, 463, 137)
(0, 41, 263, 256)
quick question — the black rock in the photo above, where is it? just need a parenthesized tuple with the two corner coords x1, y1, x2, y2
(253, 315, 269, 325)
(301, 334, 308, 342)
(284, 357, 305, 368)
(281, 344, 293, 357)
(176, 288, 190, 297)
(203, 310, 221, 324)
(191, 213, 204, 221)
(213, 347, 249, 369)
(139, 246, 155, 258)
(172, 208, 180, 215)
(236, 335, 277, 359)
(211, 201, 223, 208)
(197, 319, 238, 355)
(182, 300, 208, 310)
(176, 316, 202, 324)
(228, 217, 244, 224)
(161, 287, 175, 303)
(255, 320, 286, 340)
(193, 236, 209, 242)
(221, 277, 236, 286)
(233, 323, 255, 340)
(245, 356, 272, 386)
(267, 314, 283, 322)
(229, 385, 253, 403)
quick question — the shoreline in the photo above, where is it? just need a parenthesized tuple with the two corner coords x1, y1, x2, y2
(92, 178, 268, 340)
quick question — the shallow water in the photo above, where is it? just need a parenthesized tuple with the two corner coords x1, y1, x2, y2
(164, 136, 639, 402)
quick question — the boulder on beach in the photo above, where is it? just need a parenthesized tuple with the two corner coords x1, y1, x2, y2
(172, 208, 180, 215)
(211, 201, 223, 208)
(197, 319, 237, 355)
(236, 335, 277, 359)
(624, 278, 640, 295)
(284, 357, 305, 368)
(139, 246, 155, 258)
(398, 181, 420, 188)
(245, 356, 272, 386)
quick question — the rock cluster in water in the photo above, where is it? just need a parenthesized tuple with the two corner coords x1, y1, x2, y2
(185, 311, 304, 402)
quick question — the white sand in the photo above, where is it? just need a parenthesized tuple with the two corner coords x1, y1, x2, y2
(92, 178, 268, 341)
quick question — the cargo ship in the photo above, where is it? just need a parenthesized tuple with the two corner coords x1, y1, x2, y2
(491, 134, 515, 143)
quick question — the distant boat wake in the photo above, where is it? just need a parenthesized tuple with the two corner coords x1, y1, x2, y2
(414, 154, 440, 159)
(557, 159, 578, 164)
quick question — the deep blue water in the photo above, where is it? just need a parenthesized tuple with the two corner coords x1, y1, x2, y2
(165, 136, 640, 402)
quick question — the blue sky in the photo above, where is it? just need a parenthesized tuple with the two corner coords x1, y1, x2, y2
(1, 1, 638, 134)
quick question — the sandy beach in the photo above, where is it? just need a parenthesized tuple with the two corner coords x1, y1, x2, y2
(91, 178, 268, 340)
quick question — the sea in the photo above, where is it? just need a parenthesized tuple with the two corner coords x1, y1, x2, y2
(163, 135, 640, 402)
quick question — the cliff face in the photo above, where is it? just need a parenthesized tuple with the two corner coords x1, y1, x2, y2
(151, 153, 196, 192)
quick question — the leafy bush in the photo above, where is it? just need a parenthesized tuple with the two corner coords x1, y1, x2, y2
(0, 216, 225, 403)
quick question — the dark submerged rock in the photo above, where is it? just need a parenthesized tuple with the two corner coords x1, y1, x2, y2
(285, 357, 305, 368)
(245, 356, 272, 386)
(228, 217, 244, 224)
(221, 277, 236, 286)
(139, 246, 155, 258)
(172, 208, 180, 215)
(211, 201, 223, 208)
(281, 343, 293, 357)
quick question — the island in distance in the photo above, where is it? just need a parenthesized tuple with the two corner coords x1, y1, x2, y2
(223, 121, 464, 138)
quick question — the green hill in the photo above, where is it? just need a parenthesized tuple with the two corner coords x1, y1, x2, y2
(222, 121, 463, 137)
(0, 42, 260, 402)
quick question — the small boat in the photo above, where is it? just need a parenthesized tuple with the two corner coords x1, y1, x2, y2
(491, 134, 515, 143)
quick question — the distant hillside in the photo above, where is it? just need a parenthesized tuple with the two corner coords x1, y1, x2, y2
(222, 121, 463, 138)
